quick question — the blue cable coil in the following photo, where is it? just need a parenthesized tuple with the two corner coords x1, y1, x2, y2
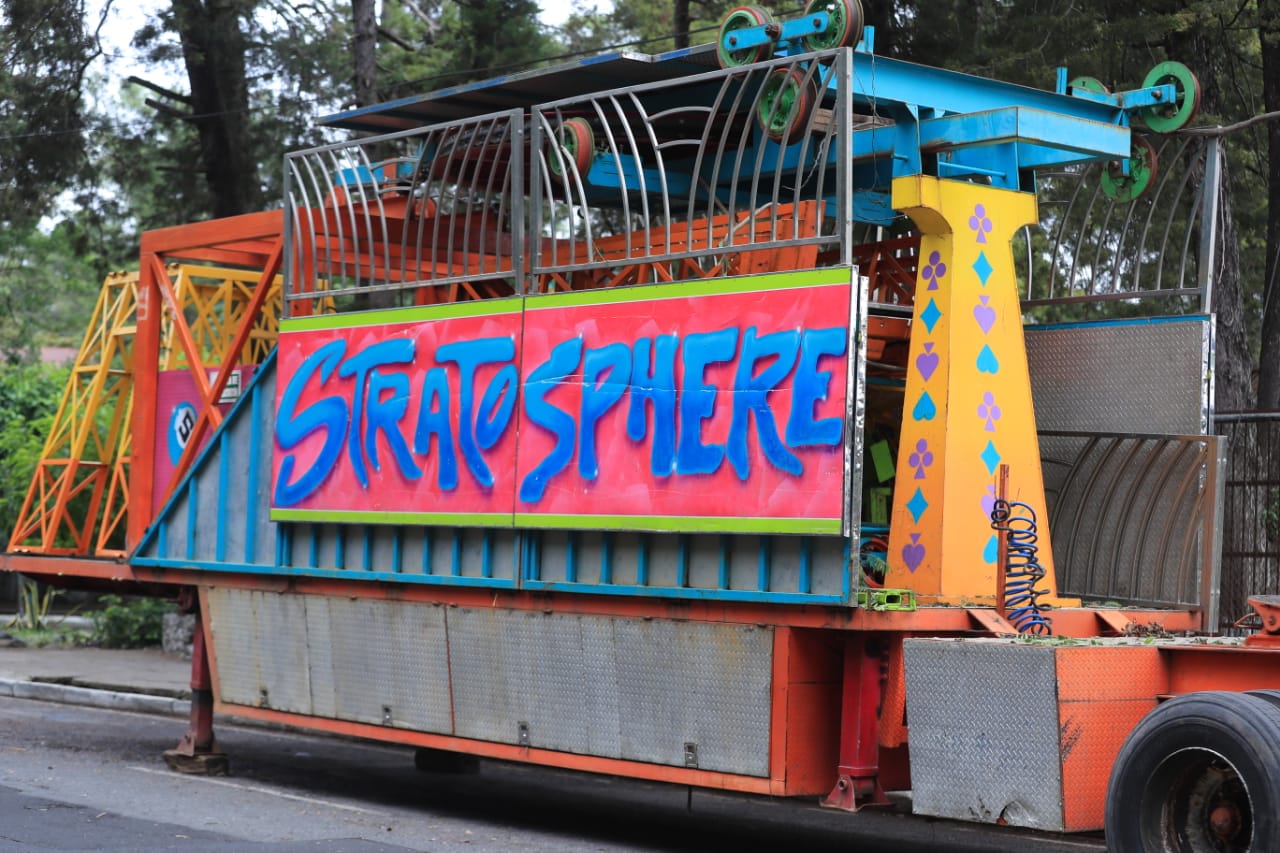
(990, 499, 1054, 635)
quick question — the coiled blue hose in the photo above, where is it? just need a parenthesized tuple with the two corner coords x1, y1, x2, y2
(990, 499, 1053, 635)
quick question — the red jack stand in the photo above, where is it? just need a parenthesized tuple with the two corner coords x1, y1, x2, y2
(821, 634, 891, 811)
(1244, 595, 1280, 649)
(164, 588, 228, 775)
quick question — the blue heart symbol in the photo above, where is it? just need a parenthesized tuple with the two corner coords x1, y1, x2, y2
(977, 345, 1000, 374)
(912, 392, 937, 421)
(983, 534, 999, 564)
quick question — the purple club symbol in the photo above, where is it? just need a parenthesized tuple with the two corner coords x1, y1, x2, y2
(916, 342, 939, 381)
(977, 391, 1002, 432)
(909, 438, 934, 480)
(902, 532, 925, 572)
(921, 250, 947, 291)
(969, 204, 993, 244)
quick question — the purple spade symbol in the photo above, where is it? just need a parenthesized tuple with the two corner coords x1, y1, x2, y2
(909, 438, 934, 480)
(974, 295, 996, 334)
(902, 533, 925, 572)
(981, 484, 996, 517)
(916, 342, 939, 381)
(977, 391, 1002, 432)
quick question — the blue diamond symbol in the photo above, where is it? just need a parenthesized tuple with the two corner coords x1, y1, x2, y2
(983, 534, 999, 564)
(973, 252, 993, 286)
(980, 440, 1002, 475)
(920, 298, 942, 333)
(907, 488, 929, 523)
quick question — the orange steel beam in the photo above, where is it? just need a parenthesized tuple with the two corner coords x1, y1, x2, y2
(127, 254, 164, 547)
(162, 242, 284, 508)
(139, 210, 284, 255)
(149, 254, 217, 421)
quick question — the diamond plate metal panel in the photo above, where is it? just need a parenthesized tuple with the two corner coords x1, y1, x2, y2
(903, 639, 1065, 831)
(320, 598, 452, 731)
(1026, 319, 1208, 434)
(205, 588, 311, 714)
(449, 611, 774, 776)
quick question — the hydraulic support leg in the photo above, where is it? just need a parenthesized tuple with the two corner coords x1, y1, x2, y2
(164, 588, 228, 775)
(822, 633, 891, 811)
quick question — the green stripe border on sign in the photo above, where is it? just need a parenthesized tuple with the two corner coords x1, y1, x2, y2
(282, 295, 524, 332)
(525, 267, 854, 311)
(513, 513, 843, 535)
(271, 509, 514, 527)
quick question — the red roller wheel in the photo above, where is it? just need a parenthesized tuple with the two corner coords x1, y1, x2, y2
(548, 117, 594, 179)
(716, 5, 775, 69)
(757, 67, 817, 144)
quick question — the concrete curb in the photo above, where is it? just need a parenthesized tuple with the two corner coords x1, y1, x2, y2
(0, 678, 190, 717)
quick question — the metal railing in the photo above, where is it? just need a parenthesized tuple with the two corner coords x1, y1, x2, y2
(1216, 412, 1280, 629)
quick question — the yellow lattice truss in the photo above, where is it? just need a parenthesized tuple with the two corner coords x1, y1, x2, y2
(7, 265, 282, 557)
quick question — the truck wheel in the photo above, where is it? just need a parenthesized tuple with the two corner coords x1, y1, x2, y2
(1105, 692, 1280, 853)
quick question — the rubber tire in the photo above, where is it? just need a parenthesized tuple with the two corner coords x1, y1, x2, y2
(1105, 691, 1280, 853)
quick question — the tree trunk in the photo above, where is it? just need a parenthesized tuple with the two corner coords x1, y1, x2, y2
(169, 0, 260, 218)
(1258, 1, 1280, 410)
(673, 0, 690, 50)
(1212, 151, 1254, 413)
(353, 0, 378, 108)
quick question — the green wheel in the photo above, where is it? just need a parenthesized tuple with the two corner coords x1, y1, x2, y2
(1101, 136, 1158, 203)
(548, 117, 594, 179)
(716, 5, 775, 69)
(802, 0, 863, 52)
(1068, 75, 1110, 96)
(757, 67, 817, 144)
(1140, 61, 1201, 133)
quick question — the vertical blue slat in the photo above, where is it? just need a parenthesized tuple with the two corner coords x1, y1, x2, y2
(676, 534, 689, 588)
(799, 536, 813, 594)
(308, 525, 319, 568)
(393, 527, 404, 573)
(157, 517, 168, 558)
(637, 534, 649, 586)
(215, 432, 229, 563)
(422, 527, 434, 575)
(185, 479, 197, 560)
(244, 380, 262, 563)
(600, 533, 613, 584)
(757, 536, 771, 592)
(450, 530, 461, 576)
(481, 530, 493, 578)
(362, 527, 373, 571)
(334, 525, 346, 571)
(717, 535, 730, 590)
(842, 537, 853, 601)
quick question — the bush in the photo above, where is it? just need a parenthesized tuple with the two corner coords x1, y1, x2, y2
(90, 595, 174, 648)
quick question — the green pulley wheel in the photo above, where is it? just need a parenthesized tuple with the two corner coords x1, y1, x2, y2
(716, 5, 776, 69)
(757, 67, 817, 144)
(1068, 76, 1110, 96)
(548, 117, 594, 179)
(1101, 136, 1158, 202)
(1139, 61, 1201, 133)
(802, 0, 864, 52)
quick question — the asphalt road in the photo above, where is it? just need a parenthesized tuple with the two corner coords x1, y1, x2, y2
(0, 696, 1107, 852)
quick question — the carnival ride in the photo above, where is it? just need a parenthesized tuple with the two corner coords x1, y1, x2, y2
(5, 2, 1278, 849)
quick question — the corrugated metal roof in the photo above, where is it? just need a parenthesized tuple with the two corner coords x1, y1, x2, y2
(320, 44, 720, 132)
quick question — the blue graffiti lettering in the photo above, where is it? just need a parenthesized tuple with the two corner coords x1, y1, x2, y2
(274, 339, 350, 507)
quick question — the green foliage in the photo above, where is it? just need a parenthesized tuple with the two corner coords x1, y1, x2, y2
(0, 361, 67, 546)
(89, 595, 173, 649)
(7, 578, 61, 631)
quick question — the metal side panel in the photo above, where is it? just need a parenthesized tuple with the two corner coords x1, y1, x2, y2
(448, 609, 774, 776)
(1025, 317, 1209, 434)
(205, 587, 311, 715)
(903, 639, 1065, 831)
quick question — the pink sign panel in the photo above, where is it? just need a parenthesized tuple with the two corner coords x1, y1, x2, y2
(154, 366, 255, 512)
(271, 303, 524, 524)
(271, 270, 853, 533)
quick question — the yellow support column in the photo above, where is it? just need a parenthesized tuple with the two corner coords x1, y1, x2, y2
(883, 176, 1068, 606)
